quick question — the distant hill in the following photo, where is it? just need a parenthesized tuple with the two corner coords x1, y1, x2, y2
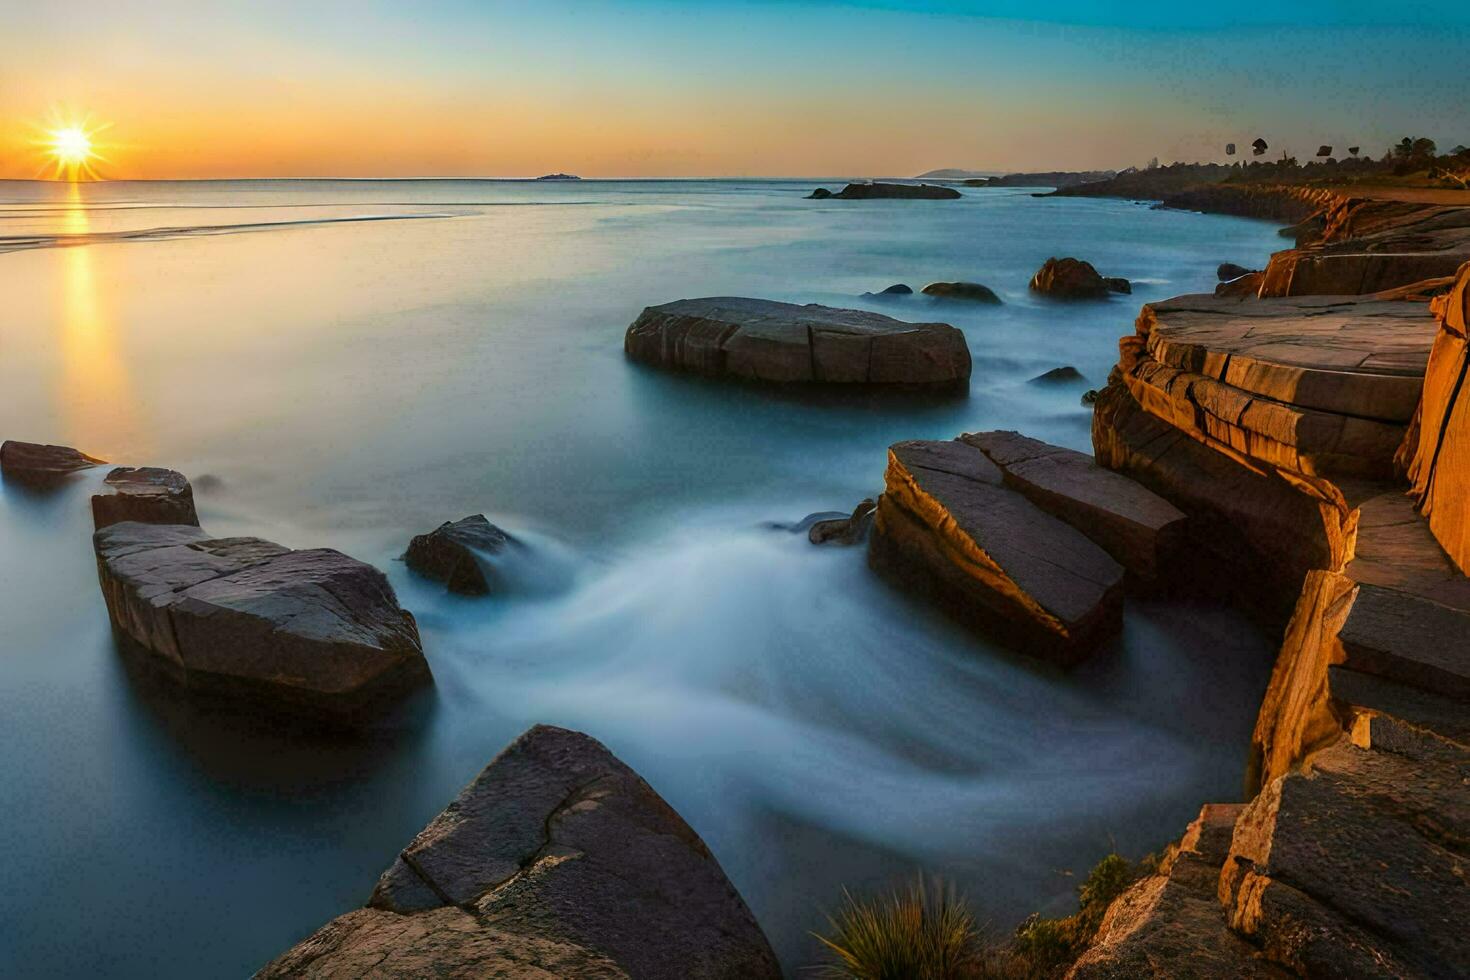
(967, 170, 1117, 188)
(914, 168, 996, 180)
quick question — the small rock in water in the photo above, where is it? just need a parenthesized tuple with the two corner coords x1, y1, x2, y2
(1218, 262, 1258, 281)
(0, 439, 105, 489)
(1030, 366, 1086, 385)
(921, 281, 1003, 303)
(193, 474, 224, 493)
(92, 467, 199, 529)
(1030, 257, 1130, 299)
(764, 511, 846, 534)
(809, 498, 877, 546)
(807, 187, 833, 199)
(405, 514, 514, 595)
(1081, 388, 1101, 406)
(1103, 276, 1132, 294)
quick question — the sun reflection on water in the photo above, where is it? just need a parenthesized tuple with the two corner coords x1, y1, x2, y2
(57, 182, 139, 456)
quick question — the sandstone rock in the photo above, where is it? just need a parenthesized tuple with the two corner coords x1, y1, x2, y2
(1030, 258, 1130, 299)
(1069, 805, 1286, 979)
(808, 498, 876, 546)
(921, 281, 1002, 303)
(816, 181, 960, 200)
(405, 515, 513, 596)
(1221, 739, 1470, 977)
(962, 431, 1186, 588)
(0, 439, 105, 488)
(1404, 261, 1470, 573)
(1091, 383, 1353, 624)
(92, 467, 199, 529)
(624, 297, 970, 387)
(1030, 366, 1085, 384)
(1218, 262, 1258, 281)
(256, 725, 781, 979)
(868, 439, 1124, 664)
(94, 522, 429, 717)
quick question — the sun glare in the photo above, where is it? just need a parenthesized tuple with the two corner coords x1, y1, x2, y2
(33, 115, 112, 180)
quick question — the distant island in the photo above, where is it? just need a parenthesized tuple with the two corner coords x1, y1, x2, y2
(535, 172, 581, 180)
(914, 168, 995, 180)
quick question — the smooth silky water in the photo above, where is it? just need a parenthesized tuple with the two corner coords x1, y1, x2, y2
(0, 179, 1284, 976)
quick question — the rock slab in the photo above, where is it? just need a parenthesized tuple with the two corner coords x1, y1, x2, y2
(405, 515, 513, 595)
(868, 439, 1124, 663)
(95, 522, 429, 717)
(92, 467, 200, 529)
(256, 724, 781, 979)
(962, 431, 1186, 587)
(625, 297, 970, 387)
(0, 439, 105, 488)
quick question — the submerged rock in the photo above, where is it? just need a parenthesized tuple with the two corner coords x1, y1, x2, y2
(0, 439, 105, 488)
(868, 439, 1124, 663)
(1030, 366, 1085, 384)
(811, 181, 960, 200)
(94, 522, 429, 718)
(1030, 257, 1131, 299)
(256, 724, 782, 979)
(625, 297, 971, 387)
(92, 467, 199, 530)
(808, 498, 876, 546)
(861, 282, 912, 297)
(921, 281, 1002, 303)
(405, 514, 513, 596)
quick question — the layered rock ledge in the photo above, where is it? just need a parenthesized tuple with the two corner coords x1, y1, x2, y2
(256, 724, 781, 979)
(92, 466, 200, 529)
(95, 521, 429, 717)
(625, 297, 971, 387)
(868, 439, 1124, 663)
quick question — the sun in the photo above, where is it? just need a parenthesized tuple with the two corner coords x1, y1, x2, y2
(31, 113, 113, 180)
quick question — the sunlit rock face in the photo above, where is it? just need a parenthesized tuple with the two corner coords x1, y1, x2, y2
(624, 296, 971, 387)
(868, 438, 1124, 664)
(1029, 257, 1131, 299)
(256, 725, 782, 980)
(94, 521, 429, 718)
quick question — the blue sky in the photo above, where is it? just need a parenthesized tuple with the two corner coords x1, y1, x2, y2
(2, 1, 1467, 177)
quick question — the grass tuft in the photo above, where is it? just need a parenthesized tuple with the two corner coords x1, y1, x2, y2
(813, 876, 994, 980)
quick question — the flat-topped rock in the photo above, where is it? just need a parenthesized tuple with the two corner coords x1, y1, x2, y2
(962, 431, 1185, 587)
(92, 467, 199, 529)
(809, 181, 960, 200)
(0, 439, 105, 488)
(256, 725, 781, 979)
(94, 522, 428, 717)
(868, 439, 1124, 663)
(1221, 739, 1470, 978)
(1137, 293, 1436, 423)
(405, 514, 513, 595)
(624, 297, 970, 387)
(1069, 805, 1286, 979)
(1030, 257, 1131, 299)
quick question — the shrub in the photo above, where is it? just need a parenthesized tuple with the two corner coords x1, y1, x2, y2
(814, 877, 1005, 980)
(1010, 853, 1146, 978)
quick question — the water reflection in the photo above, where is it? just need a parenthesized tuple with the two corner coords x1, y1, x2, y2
(58, 181, 138, 456)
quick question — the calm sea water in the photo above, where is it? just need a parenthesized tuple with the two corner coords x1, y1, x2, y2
(0, 179, 1284, 977)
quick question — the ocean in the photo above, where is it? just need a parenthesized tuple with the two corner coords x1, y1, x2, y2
(0, 178, 1285, 976)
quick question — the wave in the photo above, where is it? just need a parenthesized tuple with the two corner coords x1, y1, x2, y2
(0, 210, 467, 254)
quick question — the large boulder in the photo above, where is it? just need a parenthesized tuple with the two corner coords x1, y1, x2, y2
(810, 181, 960, 200)
(624, 297, 970, 387)
(405, 515, 513, 595)
(868, 439, 1124, 663)
(920, 281, 1002, 303)
(92, 467, 199, 529)
(256, 725, 782, 979)
(962, 431, 1186, 588)
(94, 522, 429, 717)
(0, 439, 105, 488)
(1030, 258, 1131, 299)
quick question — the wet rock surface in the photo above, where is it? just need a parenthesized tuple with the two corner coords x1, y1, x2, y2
(624, 297, 971, 387)
(256, 725, 781, 979)
(92, 467, 200, 529)
(94, 521, 429, 718)
(868, 439, 1124, 663)
(0, 439, 105, 488)
(405, 515, 513, 595)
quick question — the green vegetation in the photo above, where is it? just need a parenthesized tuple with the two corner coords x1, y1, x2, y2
(815, 854, 1154, 980)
